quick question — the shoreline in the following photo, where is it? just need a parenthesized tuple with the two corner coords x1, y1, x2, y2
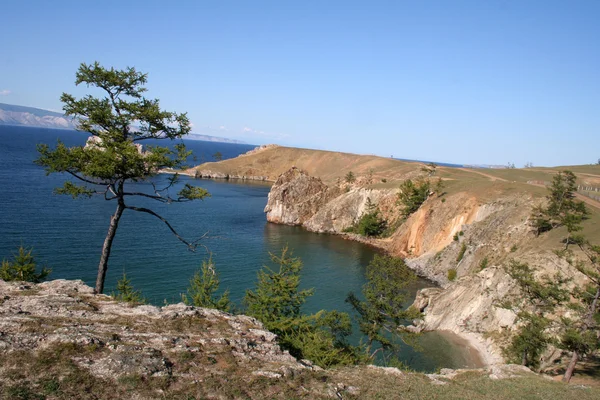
(165, 168, 500, 368)
(273, 226, 501, 367)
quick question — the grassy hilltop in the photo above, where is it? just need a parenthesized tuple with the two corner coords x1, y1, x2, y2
(188, 145, 600, 244)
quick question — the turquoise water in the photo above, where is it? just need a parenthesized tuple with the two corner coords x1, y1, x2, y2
(0, 125, 479, 372)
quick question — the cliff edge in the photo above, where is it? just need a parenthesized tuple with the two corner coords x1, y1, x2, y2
(2, 279, 594, 399)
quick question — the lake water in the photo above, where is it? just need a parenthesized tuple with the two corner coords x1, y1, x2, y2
(0, 125, 480, 372)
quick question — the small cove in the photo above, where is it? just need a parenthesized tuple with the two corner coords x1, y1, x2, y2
(0, 125, 482, 372)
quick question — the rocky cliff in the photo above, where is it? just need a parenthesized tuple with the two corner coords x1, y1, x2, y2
(263, 167, 591, 366)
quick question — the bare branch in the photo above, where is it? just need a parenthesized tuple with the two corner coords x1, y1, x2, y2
(124, 205, 209, 251)
(123, 191, 170, 202)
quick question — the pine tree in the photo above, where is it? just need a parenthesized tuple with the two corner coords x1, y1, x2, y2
(531, 171, 588, 240)
(0, 246, 50, 283)
(244, 247, 360, 367)
(501, 260, 569, 368)
(182, 257, 231, 312)
(346, 255, 420, 359)
(35, 63, 209, 293)
(112, 273, 145, 304)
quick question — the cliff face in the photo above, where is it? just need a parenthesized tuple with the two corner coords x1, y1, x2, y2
(264, 167, 395, 233)
(263, 167, 585, 365)
(264, 167, 340, 226)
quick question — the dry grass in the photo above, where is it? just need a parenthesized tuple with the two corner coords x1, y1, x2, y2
(3, 342, 600, 400)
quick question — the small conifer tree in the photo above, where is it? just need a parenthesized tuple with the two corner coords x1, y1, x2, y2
(112, 272, 145, 304)
(182, 256, 231, 312)
(0, 246, 50, 283)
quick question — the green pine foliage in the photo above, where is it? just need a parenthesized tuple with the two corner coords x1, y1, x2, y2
(504, 313, 550, 369)
(397, 179, 432, 217)
(244, 247, 360, 367)
(345, 171, 356, 183)
(447, 268, 457, 281)
(35, 62, 210, 294)
(244, 247, 314, 331)
(456, 243, 467, 263)
(345, 198, 387, 237)
(182, 257, 231, 312)
(0, 246, 50, 283)
(346, 255, 420, 358)
(479, 257, 489, 270)
(501, 260, 570, 369)
(555, 240, 600, 381)
(531, 170, 588, 237)
(112, 273, 145, 304)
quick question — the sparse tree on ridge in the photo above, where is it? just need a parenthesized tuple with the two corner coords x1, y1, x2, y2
(515, 170, 599, 381)
(345, 171, 356, 184)
(530, 170, 588, 240)
(36, 62, 209, 294)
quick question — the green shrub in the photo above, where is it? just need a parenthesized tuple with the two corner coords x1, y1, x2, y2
(0, 246, 50, 283)
(347, 255, 419, 359)
(453, 233, 459, 241)
(182, 256, 231, 312)
(345, 171, 356, 183)
(112, 273, 145, 304)
(479, 257, 489, 270)
(397, 179, 431, 217)
(381, 178, 387, 183)
(510, 244, 518, 252)
(357, 211, 387, 237)
(447, 268, 457, 281)
(456, 243, 467, 262)
(244, 248, 360, 367)
(345, 198, 387, 237)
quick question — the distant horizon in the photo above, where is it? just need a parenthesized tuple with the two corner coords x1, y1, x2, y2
(3, 121, 598, 170)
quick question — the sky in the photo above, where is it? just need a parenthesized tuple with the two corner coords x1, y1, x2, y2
(1, 0, 599, 167)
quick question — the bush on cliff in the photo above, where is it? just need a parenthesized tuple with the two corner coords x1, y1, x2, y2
(345, 198, 387, 237)
(0, 246, 50, 283)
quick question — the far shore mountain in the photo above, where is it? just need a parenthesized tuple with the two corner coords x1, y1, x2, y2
(0, 102, 246, 144)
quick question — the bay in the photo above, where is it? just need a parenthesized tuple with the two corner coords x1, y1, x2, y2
(0, 125, 480, 372)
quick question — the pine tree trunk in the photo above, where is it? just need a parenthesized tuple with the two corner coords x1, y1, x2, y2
(562, 351, 578, 383)
(95, 199, 125, 294)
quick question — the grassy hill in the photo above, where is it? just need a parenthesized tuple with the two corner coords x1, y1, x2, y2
(187, 144, 600, 246)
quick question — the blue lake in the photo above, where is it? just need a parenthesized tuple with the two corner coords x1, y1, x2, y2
(0, 125, 480, 371)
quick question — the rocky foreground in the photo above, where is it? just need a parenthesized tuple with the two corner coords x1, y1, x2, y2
(1, 279, 599, 399)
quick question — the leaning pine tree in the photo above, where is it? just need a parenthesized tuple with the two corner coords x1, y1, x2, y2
(36, 62, 209, 294)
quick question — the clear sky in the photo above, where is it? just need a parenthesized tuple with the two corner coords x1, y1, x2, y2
(1, 0, 598, 166)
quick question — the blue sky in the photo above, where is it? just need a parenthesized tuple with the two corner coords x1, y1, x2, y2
(1, 0, 599, 166)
